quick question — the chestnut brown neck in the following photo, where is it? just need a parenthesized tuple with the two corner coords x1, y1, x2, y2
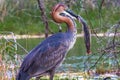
(65, 17, 76, 32)
(52, 12, 76, 32)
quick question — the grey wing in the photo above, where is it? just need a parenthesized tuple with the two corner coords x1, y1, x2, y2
(20, 41, 68, 76)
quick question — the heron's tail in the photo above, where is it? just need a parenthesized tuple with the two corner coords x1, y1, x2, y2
(16, 70, 30, 80)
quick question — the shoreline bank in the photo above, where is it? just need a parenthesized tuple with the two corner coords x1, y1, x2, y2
(0, 33, 120, 39)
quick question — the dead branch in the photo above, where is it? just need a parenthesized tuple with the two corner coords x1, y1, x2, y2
(37, 0, 53, 38)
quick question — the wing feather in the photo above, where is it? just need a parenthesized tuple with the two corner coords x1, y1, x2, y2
(20, 37, 69, 76)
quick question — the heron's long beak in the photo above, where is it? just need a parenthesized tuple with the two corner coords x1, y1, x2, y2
(60, 9, 78, 20)
(65, 9, 78, 19)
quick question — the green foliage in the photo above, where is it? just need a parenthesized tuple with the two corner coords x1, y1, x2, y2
(0, 0, 120, 34)
(0, 39, 16, 61)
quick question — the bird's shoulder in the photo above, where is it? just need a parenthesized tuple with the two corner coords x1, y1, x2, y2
(30, 33, 68, 54)
(42, 32, 67, 43)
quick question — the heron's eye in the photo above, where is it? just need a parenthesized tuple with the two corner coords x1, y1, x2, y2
(60, 13, 66, 16)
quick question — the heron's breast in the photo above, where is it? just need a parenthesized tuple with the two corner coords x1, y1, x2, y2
(68, 33, 77, 50)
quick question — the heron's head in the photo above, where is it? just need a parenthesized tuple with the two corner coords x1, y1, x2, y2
(51, 3, 78, 23)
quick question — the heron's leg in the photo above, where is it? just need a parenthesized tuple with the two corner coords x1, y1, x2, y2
(49, 69, 55, 80)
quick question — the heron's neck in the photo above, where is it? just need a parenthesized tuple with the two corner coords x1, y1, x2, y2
(66, 18, 77, 33)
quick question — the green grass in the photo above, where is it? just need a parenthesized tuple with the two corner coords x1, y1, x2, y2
(0, 5, 119, 35)
(80, 7, 120, 32)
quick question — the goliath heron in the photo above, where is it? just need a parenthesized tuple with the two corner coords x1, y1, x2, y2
(16, 3, 91, 80)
